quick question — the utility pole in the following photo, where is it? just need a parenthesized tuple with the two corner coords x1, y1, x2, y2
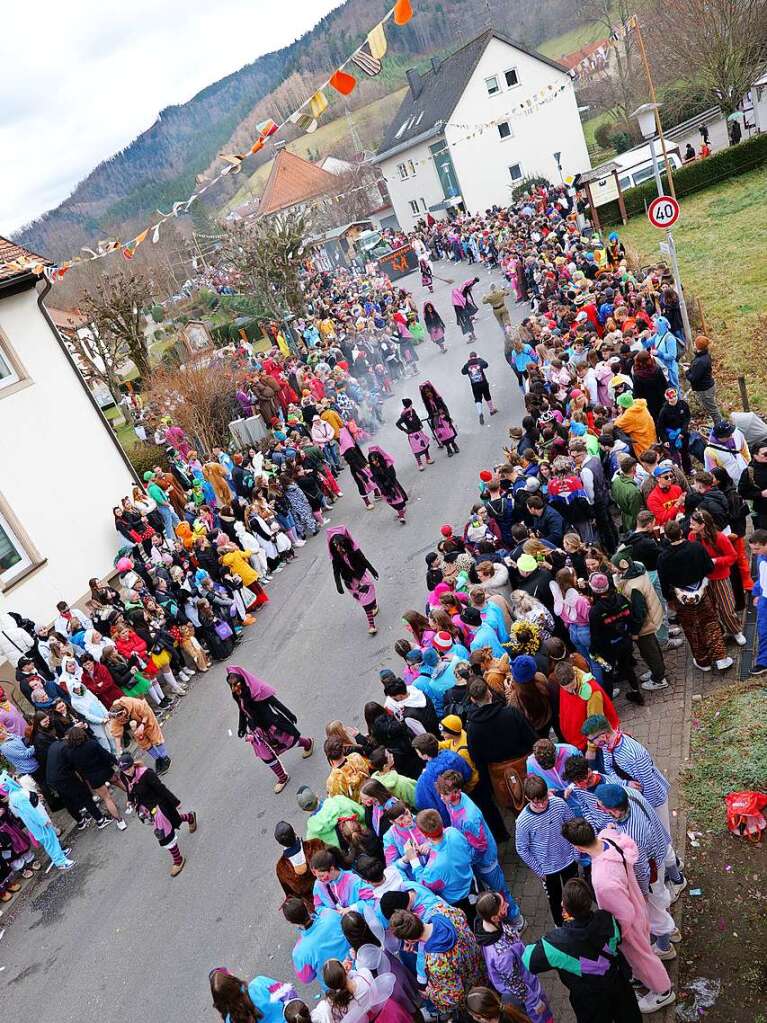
(631, 15, 676, 199)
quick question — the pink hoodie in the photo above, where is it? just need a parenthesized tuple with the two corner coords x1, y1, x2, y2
(592, 827, 671, 993)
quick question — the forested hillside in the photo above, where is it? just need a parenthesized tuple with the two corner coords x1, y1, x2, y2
(16, 0, 571, 258)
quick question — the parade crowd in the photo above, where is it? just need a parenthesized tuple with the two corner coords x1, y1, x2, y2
(3, 179, 767, 1023)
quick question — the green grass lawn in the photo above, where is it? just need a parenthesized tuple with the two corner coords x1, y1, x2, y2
(537, 19, 605, 60)
(618, 165, 767, 407)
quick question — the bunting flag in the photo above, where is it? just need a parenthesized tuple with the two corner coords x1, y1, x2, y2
(367, 22, 388, 60)
(1, 2, 417, 282)
(352, 49, 382, 77)
(329, 69, 357, 95)
(393, 0, 413, 26)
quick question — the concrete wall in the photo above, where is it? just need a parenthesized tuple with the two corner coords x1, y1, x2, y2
(448, 37, 591, 211)
(380, 137, 448, 232)
(0, 287, 136, 625)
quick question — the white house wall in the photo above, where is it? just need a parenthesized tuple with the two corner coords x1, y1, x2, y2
(0, 288, 136, 623)
(447, 37, 591, 211)
(380, 137, 447, 231)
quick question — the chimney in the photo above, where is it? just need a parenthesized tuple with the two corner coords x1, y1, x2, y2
(406, 68, 423, 100)
(431, 57, 442, 75)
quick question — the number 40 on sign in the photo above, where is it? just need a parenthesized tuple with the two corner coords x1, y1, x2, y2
(647, 195, 680, 229)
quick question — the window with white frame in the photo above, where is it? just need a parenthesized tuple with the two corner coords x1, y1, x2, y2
(408, 160, 416, 176)
(508, 162, 524, 182)
(397, 162, 410, 180)
(484, 75, 500, 96)
(408, 200, 421, 215)
(497, 121, 513, 140)
(0, 332, 30, 398)
(420, 198, 428, 211)
(504, 67, 519, 88)
(0, 507, 33, 586)
(0, 346, 20, 393)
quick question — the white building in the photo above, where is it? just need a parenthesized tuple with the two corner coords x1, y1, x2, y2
(374, 30, 591, 231)
(0, 238, 139, 627)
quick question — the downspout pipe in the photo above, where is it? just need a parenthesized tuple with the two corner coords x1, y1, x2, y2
(36, 279, 141, 485)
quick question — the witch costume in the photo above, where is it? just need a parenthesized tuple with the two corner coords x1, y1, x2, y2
(419, 380, 459, 456)
(395, 399, 433, 470)
(339, 423, 379, 509)
(327, 525, 380, 634)
(227, 665, 313, 792)
(368, 446, 408, 524)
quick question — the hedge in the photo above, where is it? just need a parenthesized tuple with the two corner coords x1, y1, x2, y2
(597, 131, 767, 227)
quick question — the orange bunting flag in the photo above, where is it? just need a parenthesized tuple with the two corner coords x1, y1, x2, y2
(329, 69, 356, 95)
(250, 138, 265, 156)
(393, 0, 413, 26)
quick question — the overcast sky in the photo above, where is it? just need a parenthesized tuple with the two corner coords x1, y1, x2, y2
(0, 0, 346, 235)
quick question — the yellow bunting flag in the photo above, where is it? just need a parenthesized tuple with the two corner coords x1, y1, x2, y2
(329, 69, 357, 95)
(309, 90, 328, 118)
(367, 22, 388, 59)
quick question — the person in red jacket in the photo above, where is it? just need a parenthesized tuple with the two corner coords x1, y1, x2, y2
(646, 466, 685, 525)
(688, 509, 746, 644)
(80, 655, 124, 709)
(553, 661, 619, 756)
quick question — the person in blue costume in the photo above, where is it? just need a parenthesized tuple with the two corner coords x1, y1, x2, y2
(209, 968, 297, 1023)
(645, 315, 680, 389)
(0, 771, 73, 870)
(412, 732, 471, 826)
(407, 808, 475, 916)
(309, 848, 375, 913)
(282, 898, 351, 989)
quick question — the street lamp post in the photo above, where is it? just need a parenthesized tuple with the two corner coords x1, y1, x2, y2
(631, 102, 692, 347)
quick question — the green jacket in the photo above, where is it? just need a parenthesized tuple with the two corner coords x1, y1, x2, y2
(610, 472, 643, 532)
(304, 795, 364, 848)
(373, 768, 416, 807)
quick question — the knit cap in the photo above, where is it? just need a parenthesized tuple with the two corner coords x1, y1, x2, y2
(511, 655, 537, 684)
(516, 554, 538, 574)
(595, 783, 628, 809)
(616, 392, 634, 409)
(432, 632, 453, 653)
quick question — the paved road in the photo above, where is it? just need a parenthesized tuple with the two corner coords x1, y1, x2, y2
(0, 262, 527, 1021)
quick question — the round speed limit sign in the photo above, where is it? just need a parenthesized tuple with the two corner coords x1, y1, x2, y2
(647, 195, 680, 229)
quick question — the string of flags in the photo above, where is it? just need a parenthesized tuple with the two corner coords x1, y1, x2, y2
(380, 82, 569, 178)
(3, 0, 416, 284)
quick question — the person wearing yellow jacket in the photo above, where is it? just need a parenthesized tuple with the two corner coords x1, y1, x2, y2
(438, 715, 479, 791)
(614, 392, 657, 458)
(218, 542, 261, 587)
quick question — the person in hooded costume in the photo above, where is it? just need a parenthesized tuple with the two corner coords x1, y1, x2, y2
(274, 819, 327, 913)
(395, 399, 434, 470)
(0, 771, 74, 871)
(367, 446, 408, 524)
(327, 526, 380, 634)
(645, 315, 679, 389)
(419, 380, 459, 456)
(338, 422, 378, 510)
(226, 665, 314, 793)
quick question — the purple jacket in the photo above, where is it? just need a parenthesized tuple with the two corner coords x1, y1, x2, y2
(475, 921, 552, 1023)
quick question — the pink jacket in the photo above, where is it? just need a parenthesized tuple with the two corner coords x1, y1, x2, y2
(592, 827, 671, 993)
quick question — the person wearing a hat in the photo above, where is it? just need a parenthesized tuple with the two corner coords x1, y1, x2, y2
(703, 418, 751, 485)
(118, 751, 197, 877)
(296, 785, 365, 849)
(645, 463, 685, 526)
(614, 392, 657, 459)
(685, 335, 720, 423)
(587, 571, 642, 703)
(464, 605, 504, 659)
(436, 770, 524, 929)
(593, 784, 679, 964)
(0, 771, 74, 872)
(561, 819, 675, 1015)
(511, 554, 556, 614)
(395, 398, 433, 471)
(109, 696, 171, 773)
(506, 654, 553, 737)
(438, 714, 479, 790)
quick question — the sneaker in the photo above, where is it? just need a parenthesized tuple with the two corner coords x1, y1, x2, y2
(489, 408, 498, 415)
(124, 804, 134, 815)
(58, 859, 76, 871)
(751, 663, 767, 676)
(641, 677, 669, 692)
(479, 413, 485, 425)
(638, 989, 675, 1014)
(662, 637, 684, 650)
(302, 739, 314, 759)
(76, 819, 90, 831)
(274, 776, 290, 794)
(170, 857, 186, 877)
(733, 632, 747, 646)
(156, 757, 172, 775)
(625, 690, 645, 705)
(96, 818, 113, 830)
(294, 538, 306, 547)
(638, 669, 653, 682)
(274, 564, 285, 573)
(651, 942, 677, 961)
(187, 811, 198, 834)
(668, 874, 688, 902)
(116, 819, 128, 831)
(669, 927, 682, 943)
(715, 656, 734, 671)
(692, 659, 712, 672)
(321, 517, 330, 525)
(368, 626, 378, 635)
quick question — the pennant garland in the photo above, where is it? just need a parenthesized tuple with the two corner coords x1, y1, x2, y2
(2, 3, 411, 283)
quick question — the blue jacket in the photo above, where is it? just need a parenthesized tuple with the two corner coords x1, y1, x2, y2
(411, 826, 474, 903)
(291, 909, 350, 987)
(470, 622, 505, 659)
(415, 750, 472, 825)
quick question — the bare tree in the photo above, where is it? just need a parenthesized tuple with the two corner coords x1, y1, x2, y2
(578, 0, 645, 135)
(79, 270, 153, 381)
(222, 210, 310, 319)
(147, 357, 241, 454)
(647, 0, 767, 114)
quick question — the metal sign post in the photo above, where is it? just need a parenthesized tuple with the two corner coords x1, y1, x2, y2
(647, 139, 693, 347)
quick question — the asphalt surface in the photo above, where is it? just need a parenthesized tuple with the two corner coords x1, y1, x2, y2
(0, 261, 527, 1021)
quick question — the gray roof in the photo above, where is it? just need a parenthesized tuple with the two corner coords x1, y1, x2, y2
(375, 29, 569, 160)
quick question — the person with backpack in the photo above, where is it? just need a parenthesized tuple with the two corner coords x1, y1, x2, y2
(461, 352, 497, 425)
(587, 573, 642, 704)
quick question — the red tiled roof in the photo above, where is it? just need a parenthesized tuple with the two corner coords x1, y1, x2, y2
(47, 306, 87, 330)
(559, 39, 609, 69)
(258, 150, 339, 217)
(0, 236, 50, 283)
